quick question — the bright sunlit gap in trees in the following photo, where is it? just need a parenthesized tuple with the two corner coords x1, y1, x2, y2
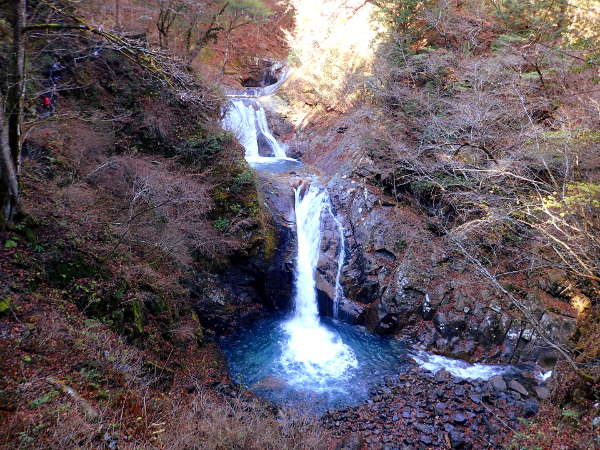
(284, 0, 380, 120)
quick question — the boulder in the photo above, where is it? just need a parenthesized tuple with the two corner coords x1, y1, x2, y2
(434, 311, 466, 339)
(508, 380, 529, 397)
(453, 412, 467, 424)
(488, 376, 507, 392)
(533, 386, 550, 400)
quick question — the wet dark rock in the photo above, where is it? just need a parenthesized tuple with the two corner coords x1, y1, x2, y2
(476, 312, 505, 345)
(449, 430, 466, 449)
(436, 311, 467, 339)
(522, 399, 540, 417)
(452, 413, 467, 424)
(509, 380, 529, 397)
(421, 294, 435, 320)
(190, 174, 297, 335)
(450, 339, 476, 359)
(419, 434, 433, 445)
(488, 375, 507, 392)
(337, 300, 365, 324)
(240, 58, 285, 87)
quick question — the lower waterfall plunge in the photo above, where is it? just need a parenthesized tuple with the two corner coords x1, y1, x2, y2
(280, 184, 357, 385)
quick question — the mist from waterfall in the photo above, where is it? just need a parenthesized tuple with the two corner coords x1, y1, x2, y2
(280, 184, 357, 387)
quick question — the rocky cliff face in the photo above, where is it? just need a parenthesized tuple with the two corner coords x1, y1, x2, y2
(265, 102, 578, 367)
(191, 171, 298, 335)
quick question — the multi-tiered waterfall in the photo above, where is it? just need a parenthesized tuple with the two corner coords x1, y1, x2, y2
(223, 99, 288, 160)
(220, 80, 513, 412)
(223, 93, 357, 388)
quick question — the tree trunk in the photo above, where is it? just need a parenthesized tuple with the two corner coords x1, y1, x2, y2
(1, 0, 26, 227)
(115, 0, 121, 29)
(7, 0, 26, 175)
(0, 99, 19, 228)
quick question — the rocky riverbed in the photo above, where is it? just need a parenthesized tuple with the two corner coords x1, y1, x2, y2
(323, 364, 549, 449)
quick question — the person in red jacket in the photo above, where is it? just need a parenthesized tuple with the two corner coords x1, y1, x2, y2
(39, 95, 55, 117)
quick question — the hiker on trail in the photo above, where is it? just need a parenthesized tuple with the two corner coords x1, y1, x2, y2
(39, 95, 54, 118)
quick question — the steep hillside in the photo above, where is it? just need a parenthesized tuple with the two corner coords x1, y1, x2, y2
(0, 1, 327, 448)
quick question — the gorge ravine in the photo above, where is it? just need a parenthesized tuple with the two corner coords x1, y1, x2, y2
(219, 77, 553, 401)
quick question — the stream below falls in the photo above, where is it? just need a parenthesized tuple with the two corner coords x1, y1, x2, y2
(220, 85, 515, 414)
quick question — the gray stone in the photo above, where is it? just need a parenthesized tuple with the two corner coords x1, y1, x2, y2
(434, 402, 446, 415)
(533, 386, 550, 400)
(509, 380, 529, 397)
(453, 412, 467, 424)
(435, 369, 452, 383)
(419, 435, 433, 445)
(414, 422, 432, 434)
(489, 375, 507, 392)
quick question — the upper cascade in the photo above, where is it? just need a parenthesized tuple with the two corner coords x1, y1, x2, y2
(221, 68, 300, 172)
(222, 99, 289, 162)
(225, 66, 290, 99)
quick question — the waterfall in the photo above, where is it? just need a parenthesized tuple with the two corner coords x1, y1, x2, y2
(327, 202, 346, 319)
(291, 184, 325, 325)
(221, 78, 520, 413)
(280, 183, 357, 387)
(222, 99, 292, 162)
(222, 87, 356, 387)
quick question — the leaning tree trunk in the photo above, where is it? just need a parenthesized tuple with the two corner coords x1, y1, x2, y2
(1, 0, 26, 227)
(0, 101, 20, 227)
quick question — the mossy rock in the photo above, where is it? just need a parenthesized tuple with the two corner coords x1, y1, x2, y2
(131, 299, 144, 335)
(0, 298, 11, 315)
(46, 253, 103, 288)
(194, 326, 204, 347)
